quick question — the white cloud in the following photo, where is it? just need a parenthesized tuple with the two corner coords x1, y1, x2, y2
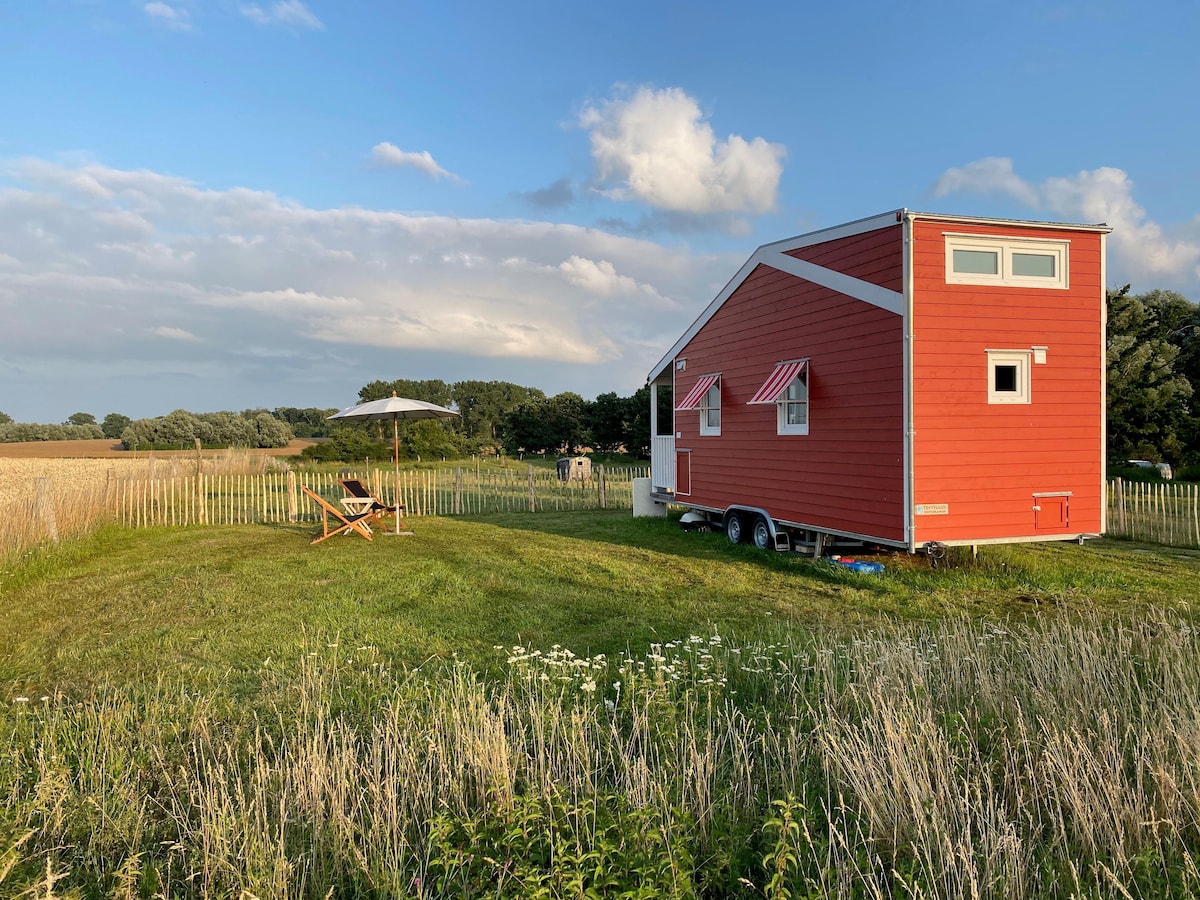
(144, 2, 192, 31)
(152, 326, 201, 342)
(580, 86, 786, 217)
(240, 1, 324, 30)
(0, 158, 732, 419)
(932, 157, 1039, 208)
(933, 156, 1200, 290)
(558, 256, 670, 306)
(368, 143, 463, 183)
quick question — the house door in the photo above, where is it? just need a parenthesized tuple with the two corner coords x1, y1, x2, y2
(675, 450, 692, 496)
(1033, 493, 1070, 531)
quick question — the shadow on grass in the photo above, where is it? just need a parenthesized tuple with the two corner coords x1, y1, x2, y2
(455, 508, 907, 594)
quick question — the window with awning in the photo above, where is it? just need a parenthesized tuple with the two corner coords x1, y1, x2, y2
(748, 360, 807, 404)
(675, 373, 721, 410)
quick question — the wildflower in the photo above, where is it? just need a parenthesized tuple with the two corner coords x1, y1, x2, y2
(582, 680, 597, 693)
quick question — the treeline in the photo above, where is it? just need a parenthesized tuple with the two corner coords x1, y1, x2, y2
(119, 410, 295, 450)
(1107, 286, 1200, 465)
(305, 379, 662, 463)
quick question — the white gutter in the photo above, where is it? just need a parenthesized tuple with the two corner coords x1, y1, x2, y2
(903, 211, 917, 552)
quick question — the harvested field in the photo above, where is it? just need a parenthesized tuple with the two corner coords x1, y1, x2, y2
(0, 438, 316, 459)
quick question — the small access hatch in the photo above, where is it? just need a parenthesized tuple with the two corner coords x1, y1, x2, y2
(1033, 493, 1070, 532)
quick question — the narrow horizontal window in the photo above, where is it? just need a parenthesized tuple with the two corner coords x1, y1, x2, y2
(1011, 252, 1056, 277)
(952, 249, 999, 275)
(945, 234, 1069, 289)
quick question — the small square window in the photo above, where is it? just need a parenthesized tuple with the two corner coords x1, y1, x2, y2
(699, 383, 721, 435)
(987, 350, 1031, 404)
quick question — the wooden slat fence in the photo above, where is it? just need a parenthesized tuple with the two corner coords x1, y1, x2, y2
(105, 465, 649, 528)
(1106, 478, 1200, 549)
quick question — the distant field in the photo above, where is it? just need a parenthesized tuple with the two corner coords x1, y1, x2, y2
(0, 438, 317, 458)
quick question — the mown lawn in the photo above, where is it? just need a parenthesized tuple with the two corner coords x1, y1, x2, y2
(4, 512, 1200, 899)
(2, 510, 1197, 697)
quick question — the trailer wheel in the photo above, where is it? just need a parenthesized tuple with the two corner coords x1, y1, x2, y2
(725, 511, 745, 544)
(752, 516, 772, 551)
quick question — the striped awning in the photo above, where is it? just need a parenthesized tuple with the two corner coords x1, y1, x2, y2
(747, 359, 807, 404)
(675, 373, 720, 410)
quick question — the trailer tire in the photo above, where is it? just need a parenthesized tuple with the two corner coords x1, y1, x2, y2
(725, 511, 745, 544)
(752, 516, 772, 551)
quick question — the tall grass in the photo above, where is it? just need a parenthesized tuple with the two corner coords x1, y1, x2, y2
(0, 451, 289, 561)
(4, 613, 1200, 897)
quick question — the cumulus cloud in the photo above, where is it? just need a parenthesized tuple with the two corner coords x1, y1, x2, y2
(933, 156, 1200, 290)
(558, 256, 670, 306)
(580, 86, 786, 218)
(151, 326, 201, 341)
(240, 0, 323, 30)
(0, 158, 730, 419)
(144, 2, 192, 31)
(368, 143, 463, 183)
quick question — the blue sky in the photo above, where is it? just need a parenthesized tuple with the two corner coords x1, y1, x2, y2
(1, 0, 1198, 424)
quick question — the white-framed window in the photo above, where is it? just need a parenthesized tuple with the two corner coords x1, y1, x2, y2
(945, 233, 1069, 289)
(987, 349, 1032, 404)
(699, 382, 721, 435)
(777, 371, 809, 435)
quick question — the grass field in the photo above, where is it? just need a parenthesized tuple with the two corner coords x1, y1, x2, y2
(3, 512, 1200, 897)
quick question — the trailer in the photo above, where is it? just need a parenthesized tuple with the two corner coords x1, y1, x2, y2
(645, 209, 1111, 555)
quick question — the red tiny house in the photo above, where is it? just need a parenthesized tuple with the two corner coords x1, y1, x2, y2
(647, 210, 1110, 552)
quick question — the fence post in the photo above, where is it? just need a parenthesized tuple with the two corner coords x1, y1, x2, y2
(198, 473, 208, 525)
(34, 477, 59, 544)
(528, 465, 537, 513)
(455, 468, 463, 515)
(287, 471, 298, 522)
(598, 464, 607, 509)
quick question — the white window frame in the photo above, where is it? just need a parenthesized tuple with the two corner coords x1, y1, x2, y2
(945, 233, 1069, 289)
(987, 349, 1032, 404)
(777, 371, 809, 435)
(699, 382, 721, 435)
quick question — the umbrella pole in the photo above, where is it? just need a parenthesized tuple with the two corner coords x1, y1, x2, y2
(392, 416, 401, 535)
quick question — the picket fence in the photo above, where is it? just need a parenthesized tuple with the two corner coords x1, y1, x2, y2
(104, 465, 649, 528)
(1106, 477, 1200, 550)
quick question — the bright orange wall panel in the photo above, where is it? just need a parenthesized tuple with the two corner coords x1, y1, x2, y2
(910, 219, 1105, 543)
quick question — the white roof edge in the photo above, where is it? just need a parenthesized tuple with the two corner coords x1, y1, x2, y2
(646, 209, 1113, 383)
(908, 210, 1113, 234)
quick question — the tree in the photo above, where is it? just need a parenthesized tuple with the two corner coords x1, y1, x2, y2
(1106, 285, 1196, 462)
(66, 412, 96, 427)
(0, 411, 11, 425)
(501, 392, 586, 456)
(451, 380, 545, 446)
(586, 392, 628, 453)
(101, 413, 132, 439)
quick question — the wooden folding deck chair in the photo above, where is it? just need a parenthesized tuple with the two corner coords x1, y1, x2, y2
(301, 485, 374, 544)
(337, 478, 409, 532)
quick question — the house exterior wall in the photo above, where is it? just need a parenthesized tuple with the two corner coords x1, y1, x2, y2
(673, 225, 907, 543)
(909, 218, 1106, 544)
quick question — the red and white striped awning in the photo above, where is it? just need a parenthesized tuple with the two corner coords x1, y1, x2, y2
(675, 373, 720, 410)
(747, 359, 807, 404)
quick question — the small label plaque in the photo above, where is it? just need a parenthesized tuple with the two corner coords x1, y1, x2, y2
(915, 503, 949, 516)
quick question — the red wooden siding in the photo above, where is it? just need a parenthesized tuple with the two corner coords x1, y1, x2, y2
(787, 224, 904, 292)
(674, 224, 906, 542)
(910, 219, 1105, 543)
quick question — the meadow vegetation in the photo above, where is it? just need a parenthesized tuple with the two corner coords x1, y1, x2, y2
(1, 513, 1199, 897)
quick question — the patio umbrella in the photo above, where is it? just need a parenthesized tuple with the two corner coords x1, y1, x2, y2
(327, 392, 459, 535)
